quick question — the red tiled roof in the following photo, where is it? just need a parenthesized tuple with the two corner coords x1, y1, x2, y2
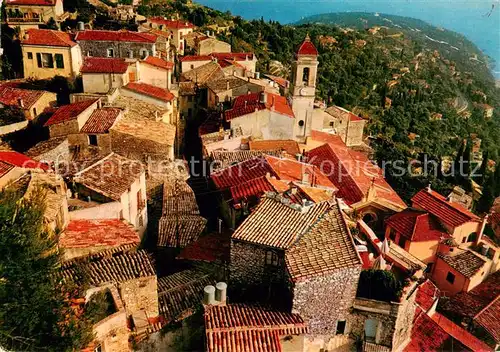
(22, 29, 76, 47)
(59, 219, 140, 249)
(286, 202, 361, 282)
(225, 92, 294, 120)
(148, 17, 194, 29)
(248, 139, 300, 156)
(75, 30, 157, 43)
(412, 189, 480, 228)
(123, 82, 175, 102)
(442, 271, 500, 319)
(0, 151, 49, 171)
(475, 297, 500, 343)
(211, 155, 334, 193)
(181, 52, 255, 62)
(232, 197, 331, 249)
(81, 57, 129, 74)
(415, 280, 440, 312)
(204, 304, 308, 352)
(177, 232, 230, 263)
(263, 74, 289, 89)
(80, 108, 121, 134)
(306, 135, 406, 209)
(297, 36, 318, 56)
(385, 210, 449, 242)
(142, 56, 174, 70)
(404, 309, 467, 352)
(431, 312, 492, 351)
(44, 99, 98, 126)
(6, 0, 55, 5)
(229, 176, 280, 204)
(0, 87, 46, 109)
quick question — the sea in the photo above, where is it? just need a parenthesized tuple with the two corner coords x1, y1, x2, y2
(197, 0, 500, 78)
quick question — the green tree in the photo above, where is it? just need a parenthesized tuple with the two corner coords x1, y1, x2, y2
(0, 189, 93, 351)
(477, 170, 496, 213)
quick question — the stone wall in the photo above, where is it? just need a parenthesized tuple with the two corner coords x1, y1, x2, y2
(230, 240, 286, 287)
(77, 40, 156, 59)
(119, 275, 159, 317)
(291, 266, 361, 337)
(68, 133, 112, 156)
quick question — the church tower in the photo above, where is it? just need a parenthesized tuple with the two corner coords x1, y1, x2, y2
(291, 35, 319, 140)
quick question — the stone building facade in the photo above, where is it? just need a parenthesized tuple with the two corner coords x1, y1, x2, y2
(75, 30, 158, 59)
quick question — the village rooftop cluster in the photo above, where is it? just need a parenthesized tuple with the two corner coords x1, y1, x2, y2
(0, 1, 498, 351)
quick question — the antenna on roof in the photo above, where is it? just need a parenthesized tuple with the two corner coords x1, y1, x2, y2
(427, 183, 432, 192)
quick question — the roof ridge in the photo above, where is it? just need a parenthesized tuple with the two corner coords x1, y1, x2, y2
(474, 294, 500, 319)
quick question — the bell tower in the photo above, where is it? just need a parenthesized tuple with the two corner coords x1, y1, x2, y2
(291, 35, 319, 140)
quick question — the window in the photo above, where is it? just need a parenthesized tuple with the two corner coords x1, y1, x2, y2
(446, 272, 455, 284)
(33, 107, 37, 116)
(302, 67, 310, 84)
(41, 53, 54, 68)
(27, 52, 33, 59)
(88, 135, 98, 146)
(398, 236, 407, 249)
(462, 237, 467, 243)
(467, 232, 477, 242)
(265, 250, 279, 266)
(190, 64, 195, 69)
(107, 48, 114, 57)
(140, 49, 149, 59)
(329, 121, 334, 127)
(298, 120, 305, 127)
(389, 228, 396, 241)
(54, 54, 64, 68)
(336, 320, 346, 335)
(36, 53, 42, 67)
(426, 262, 434, 273)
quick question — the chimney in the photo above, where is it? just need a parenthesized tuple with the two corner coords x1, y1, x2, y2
(77, 21, 85, 31)
(215, 282, 227, 304)
(427, 183, 432, 192)
(226, 80, 230, 91)
(244, 100, 247, 108)
(255, 72, 260, 79)
(17, 98, 24, 108)
(259, 91, 267, 104)
(206, 30, 210, 37)
(302, 172, 310, 185)
(477, 214, 489, 244)
(203, 285, 216, 305)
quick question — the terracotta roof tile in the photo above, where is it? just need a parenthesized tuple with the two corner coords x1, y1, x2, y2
(206, 76, 248, 93)
(415, 280, 440, 312)
(177, 232, 230, 263)
(142, 56, 174, 70)
(44, 99, 98, 126)
(297, 36, 318, 56)
(232, 196, 331, 249)
(148, 17, 193, 29)
(441, 271, 500, 319)
(22, 29, 76, 47)
(123, 82, 175, 102)
(80, 108, 121, 134)
(181, 62, 224, 85)
(0, 151, 49, 171)
(158, 180, 206, 247)
(6, 0, 55, 5)
(0, 87, 47, 109)
(437, 249, 486, 278)
(224, 92, 294, 120)
(158, 269, 215, 322)
(75, 30, 157, 43)
(61, 249, 155, 286)
(248, 139, 300, 156)
(110, 114, 176, 147)
(475, 297, 500, 343)
(209, 150, 283, 170)
(228, 176, 290, 205)
(325, 105, 364, 122)
(385, 210, 449, 242)
(81, 57, 129, 74)
(306, 136, 406, 209)
(204, 304, 308, 352)
(181, 52, 254, 62)
(59, 219, 140, 249)
(404, 309, 467, 352)
(0, 161, 14, 178)
(412, 189, 480, 228)
(74, 153, 143, 201)
(431, 312, 493, 351)
(286, 202, 361, 282)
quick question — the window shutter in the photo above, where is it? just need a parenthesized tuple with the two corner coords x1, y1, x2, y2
(36, 53, 42, 68)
